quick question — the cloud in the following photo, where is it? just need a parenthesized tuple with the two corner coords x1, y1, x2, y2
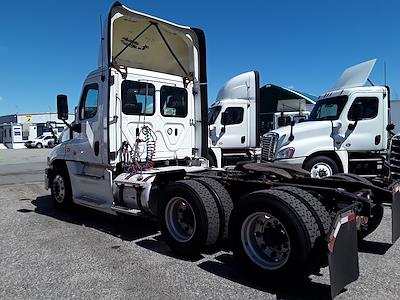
(287, 85, 295, 90)
(0, 96, 3, 101)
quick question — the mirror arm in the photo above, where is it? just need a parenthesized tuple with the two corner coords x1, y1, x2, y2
(288, 121, 295, 141)
(62, 119, 72, 129)
(348, 120, 359, 131)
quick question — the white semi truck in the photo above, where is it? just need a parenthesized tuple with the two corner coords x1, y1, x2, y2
(208, 71, 314, 167)
(45, 3, 400, 298)
(261, 59, 400, 182)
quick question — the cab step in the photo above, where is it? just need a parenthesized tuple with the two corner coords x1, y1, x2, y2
(111, 205, 143, 216)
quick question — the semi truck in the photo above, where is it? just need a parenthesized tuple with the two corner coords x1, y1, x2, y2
(208, 71, 314, 167)
(261, 59, 400, 182)
(45, 3, 400, 298)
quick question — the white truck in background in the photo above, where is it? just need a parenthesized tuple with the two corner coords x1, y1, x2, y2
(262, 59, 400, 182)
(208, 71, 315, 167)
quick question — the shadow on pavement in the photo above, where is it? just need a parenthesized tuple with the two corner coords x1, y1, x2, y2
(197, 253, 332, 299)
(29, 195, 352, 299)
(31, 195, 159, 242)
(358, 240, 392, 255)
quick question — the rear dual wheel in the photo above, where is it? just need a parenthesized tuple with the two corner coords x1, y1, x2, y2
(159, 179, 233, 256)
(230, 188, 330, 280)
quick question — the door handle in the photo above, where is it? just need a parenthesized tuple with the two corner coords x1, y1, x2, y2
(241, 136, 245, 144)
(375, 135, 381, 145)
(94, 141, 100, 156)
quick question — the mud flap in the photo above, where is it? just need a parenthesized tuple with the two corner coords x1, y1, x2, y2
(392, 182, 400, 244)
(327, 207, 359, 299)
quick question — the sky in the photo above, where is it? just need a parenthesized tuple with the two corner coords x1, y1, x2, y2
(0, 0, 399, 115)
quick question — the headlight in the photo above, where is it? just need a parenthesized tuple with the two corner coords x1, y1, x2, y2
(276, 147, 295, 159)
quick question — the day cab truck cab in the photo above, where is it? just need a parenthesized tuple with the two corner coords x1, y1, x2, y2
(45, 3, 400, 298)
(208, 71, 314, 167)
(262, 59, 400, 182)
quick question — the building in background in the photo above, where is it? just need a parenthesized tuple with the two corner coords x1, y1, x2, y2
(0, 112, 74, 149)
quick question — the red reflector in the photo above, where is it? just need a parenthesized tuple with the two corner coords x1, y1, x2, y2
(348, 213, 355, 222)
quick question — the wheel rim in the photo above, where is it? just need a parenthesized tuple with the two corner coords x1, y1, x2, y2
(310, 162, 333, 178)
(165, 197, 196, 242)
(52, 175, 66, 203)
(241, 212, 291, 270)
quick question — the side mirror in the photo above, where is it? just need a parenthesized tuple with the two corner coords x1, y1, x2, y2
(71, 123, 82, 133)
(387, 124, 395, 132)
(351, 102, 364, 121)
(277, 116, 292, 127)
(277, 116, 286, 127)
(57, 95, 69, 121)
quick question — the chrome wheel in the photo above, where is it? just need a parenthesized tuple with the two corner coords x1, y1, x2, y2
(310, 162, 333, 178)
(52, 175, 66, 203)
(241, 212, 291, 270)
(165, 197, 196, 242)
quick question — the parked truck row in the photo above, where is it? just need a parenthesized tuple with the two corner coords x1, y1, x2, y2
(263, 59, 400, 185)
(45, 2, 400, 298)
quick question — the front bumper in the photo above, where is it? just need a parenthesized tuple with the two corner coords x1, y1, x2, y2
(44, 167, 52, 190)
(275, 156, 306, 167)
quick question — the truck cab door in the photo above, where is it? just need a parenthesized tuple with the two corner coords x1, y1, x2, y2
(217, 104, 249, 149)
(210, 71, 259, 149)
(340, 92, 385, 151)
(68, 77, 103, 165)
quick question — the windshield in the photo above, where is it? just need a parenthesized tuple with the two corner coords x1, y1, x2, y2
(308, 96, 348, 121)
(208, 106, 221, 125)
(37, 135, 44, 139)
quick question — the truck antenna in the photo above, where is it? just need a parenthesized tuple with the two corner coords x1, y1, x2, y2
(100, 15, 105, 82)
(384, 61, 387, 86)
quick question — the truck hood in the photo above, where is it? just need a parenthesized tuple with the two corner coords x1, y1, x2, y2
(101, 2, 203, 79)
(271, 120, 334, 153)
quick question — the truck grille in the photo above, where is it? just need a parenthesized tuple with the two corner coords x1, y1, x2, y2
(390, 135, 400, 181)
(261, 133, 278, 161)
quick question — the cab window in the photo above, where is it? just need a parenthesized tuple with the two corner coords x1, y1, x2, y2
(208, 106, 221, 125)
(160, 86, 188, 117)
(122, 81, 155, 115)
(348, 97, 378, 121)
(222, 107, 244, 125)
(79, 84, 99, 120)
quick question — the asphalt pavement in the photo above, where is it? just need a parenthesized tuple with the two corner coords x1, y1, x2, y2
(0, 149, 399, 299)
(0, 148, 50, 185)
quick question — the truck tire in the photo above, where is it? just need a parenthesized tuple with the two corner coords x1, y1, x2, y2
(36, 143, 43, 149)
(304, 156, 339, 178)
(50, 166, 72, 208)
(229, 189, 323, 281)
(328, 173, 383, 239)
(159, 180, 220, 256)
(194, 177, 233, 241)
(273, 186, 332, 268)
